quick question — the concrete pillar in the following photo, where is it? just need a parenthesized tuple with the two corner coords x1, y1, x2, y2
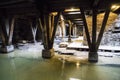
(0, 16, 15, 53)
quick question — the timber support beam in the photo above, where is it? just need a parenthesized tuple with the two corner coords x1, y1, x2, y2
(89, 8, 98, 62)
(68, 20, 72, 42)
(38, 8, 60, 58)
(29, 18, 38, 43)
(80, 6, 110, 62)
(96, 8, 110, 50)
(0, 16, 15, 53)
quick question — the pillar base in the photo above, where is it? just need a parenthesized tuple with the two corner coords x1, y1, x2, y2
(68, 38, 72, 43)
(88, 52, 98, 62)
(0, 45, 14, 53)
(42, 48, 54, 58)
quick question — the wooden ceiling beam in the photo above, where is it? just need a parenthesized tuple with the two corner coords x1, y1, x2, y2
(0, 0, 33, 7)
(93, 0, 100, 7)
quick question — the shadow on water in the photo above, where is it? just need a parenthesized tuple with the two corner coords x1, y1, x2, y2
(98, 64, 120, 68)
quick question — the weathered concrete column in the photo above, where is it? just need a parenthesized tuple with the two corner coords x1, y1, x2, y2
(38, 11, 60, 58)
(30, 19, 38, 43)
(0, 16, 15, 53)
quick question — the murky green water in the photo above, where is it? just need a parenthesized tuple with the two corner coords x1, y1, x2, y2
(0, 51, 120, 80)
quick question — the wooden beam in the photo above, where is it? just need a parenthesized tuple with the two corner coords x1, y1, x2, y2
(96, 8, 110, 50)
(38, 14, 49, 49)
(68, 20, 72, 42)
(49, 14, 52, 39)
(38, 18, 46, 49)
(5, 18, 10, 36)
(0, 17, 9, 45)
(50, 12, 61, 48)
(51, 15, 54, 38)
(43, 15, 48, 49)
(46, 14, 51, 49)
(8, 16, 15, 45)
(30, 19, 38, 43)
(80, 8, 91, 48)
(0, 25, 6, 46)
(91, 9, 97, 51)
(93, 0, 100, 7)
(0, 0, 33, 8)
(38, 18, 43, 31)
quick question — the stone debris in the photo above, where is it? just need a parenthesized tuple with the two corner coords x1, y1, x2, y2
(101, 14, 120, 46)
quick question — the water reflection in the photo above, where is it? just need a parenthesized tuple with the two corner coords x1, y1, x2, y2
(69, 77, 81, 80)
(76, 62, 80, 69)
(60, 58, 65, 80)
(0, 51, 120, 80)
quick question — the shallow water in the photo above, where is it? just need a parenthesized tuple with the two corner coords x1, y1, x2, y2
(0, 51, 120, 80)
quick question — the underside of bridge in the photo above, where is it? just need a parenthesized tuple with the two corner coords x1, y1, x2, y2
(0, 0, 120, 62)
